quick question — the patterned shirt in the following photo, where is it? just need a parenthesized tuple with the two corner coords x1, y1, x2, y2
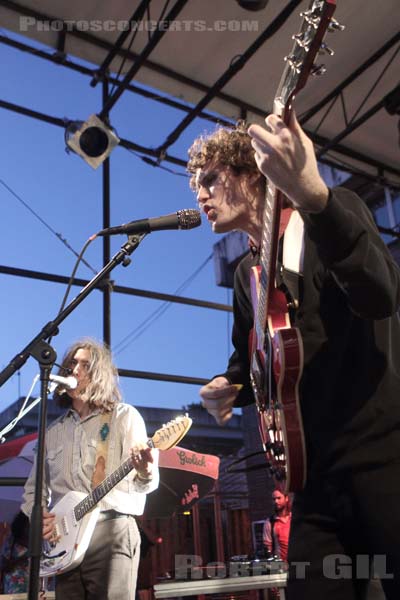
(22, 403, 159, 517)
(1, 536, 29, 593)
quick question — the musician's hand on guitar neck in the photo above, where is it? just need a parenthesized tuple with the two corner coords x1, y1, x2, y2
(248, 112, 329, 214)
(199, 376, 241, 425)
(130, 444, 155, 481)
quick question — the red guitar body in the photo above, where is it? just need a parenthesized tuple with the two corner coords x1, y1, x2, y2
(250, 265, 306, 492)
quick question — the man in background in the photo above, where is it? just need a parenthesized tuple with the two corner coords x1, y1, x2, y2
(263, 489, 291, 562)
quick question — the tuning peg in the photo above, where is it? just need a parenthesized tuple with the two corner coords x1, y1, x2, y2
(284, 54, 301, 73)
(328, 18, 345, 32)
(311, 63, 327, 76)
(300, 11, 319, 29)
(300, 7, 320, 19)
(319, 42, 334, 56)
(299, 8, 313, 16)
(292, 32, 310, 49)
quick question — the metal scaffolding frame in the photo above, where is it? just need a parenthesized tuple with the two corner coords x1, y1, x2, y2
(0, 0, 399, 387)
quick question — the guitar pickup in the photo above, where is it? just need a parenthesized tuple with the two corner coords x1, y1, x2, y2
(61, 516, 69, 536)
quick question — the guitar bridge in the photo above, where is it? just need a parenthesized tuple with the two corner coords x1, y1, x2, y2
(61, 516, 69, 536)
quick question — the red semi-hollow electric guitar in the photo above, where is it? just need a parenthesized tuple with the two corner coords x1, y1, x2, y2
(249, 0, 340, 492)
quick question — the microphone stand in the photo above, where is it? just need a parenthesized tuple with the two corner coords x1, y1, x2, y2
(0, 233, 146, 600)
(28, 341, 56, 600)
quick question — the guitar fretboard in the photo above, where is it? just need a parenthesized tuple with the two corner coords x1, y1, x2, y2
(74, 456, 135, 521)
(255, 0, 331, 336)
(257, 181, 279, 335)
(72, 418, 188, 522)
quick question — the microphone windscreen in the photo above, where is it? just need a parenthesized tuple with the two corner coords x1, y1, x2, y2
(177, 209, 201, 230)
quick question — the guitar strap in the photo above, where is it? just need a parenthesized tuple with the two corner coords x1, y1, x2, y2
(279, 266, 303, 308)
(91, 411, 112, 489)
(277, 215, 304, 308)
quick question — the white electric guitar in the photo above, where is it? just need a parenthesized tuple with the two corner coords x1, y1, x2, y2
(40, 415, 192, 577)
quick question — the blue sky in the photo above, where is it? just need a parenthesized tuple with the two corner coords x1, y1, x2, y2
(1, 27, 398, 434)
(0, 34, 235, 423)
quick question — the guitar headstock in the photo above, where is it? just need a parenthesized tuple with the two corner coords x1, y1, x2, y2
(274, 0, 343, 116)
(151, 414, 193, 450)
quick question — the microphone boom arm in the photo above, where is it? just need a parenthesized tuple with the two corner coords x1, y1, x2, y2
(0, 233, 147, 388)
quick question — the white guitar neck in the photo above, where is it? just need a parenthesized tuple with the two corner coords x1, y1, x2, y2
(75, 456, 131, 519)
(75, 436, 154, 519)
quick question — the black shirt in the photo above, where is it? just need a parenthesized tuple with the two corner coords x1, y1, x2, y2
(221, 188, 400, 477)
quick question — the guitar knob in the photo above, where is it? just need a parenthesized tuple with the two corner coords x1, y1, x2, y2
(328, 18, 345, 32)
(319, 42, 334, 56)
(311, 63, 327, 77)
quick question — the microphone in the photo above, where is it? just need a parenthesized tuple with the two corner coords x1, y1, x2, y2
(48, 374, 78, 390)
(96, 209, 201, 236)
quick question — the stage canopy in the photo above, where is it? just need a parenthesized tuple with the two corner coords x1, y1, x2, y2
(0, 0, 399, 200)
